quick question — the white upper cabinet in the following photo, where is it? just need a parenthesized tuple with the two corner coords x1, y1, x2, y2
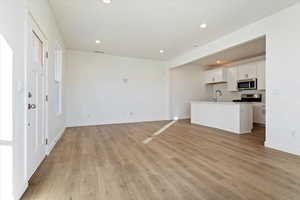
(220, 58, 265, 91)
(238, 63, 257, 80)
(213, 68, 227, 83)
(204, 70, 213, 83)
(205, 68, 227, 84)
(256, 60, 266, 90)
(227, 67, 238, 91)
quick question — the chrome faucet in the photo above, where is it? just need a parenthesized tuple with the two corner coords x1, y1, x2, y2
(214, 90, 223, 102)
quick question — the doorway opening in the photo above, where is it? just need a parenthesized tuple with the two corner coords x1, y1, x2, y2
(170, 36, 266, 145)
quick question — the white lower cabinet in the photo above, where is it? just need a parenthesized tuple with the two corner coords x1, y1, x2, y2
(191, 102, 253, 134)
(253, 103, 265, 124)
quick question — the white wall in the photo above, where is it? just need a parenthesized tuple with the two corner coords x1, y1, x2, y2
(27, 0, 67, 154)
(0, 0, 27, 199)
(169, 3, 300, 155)
(66, 51, 169, 127)
(170, 64, 212, 119)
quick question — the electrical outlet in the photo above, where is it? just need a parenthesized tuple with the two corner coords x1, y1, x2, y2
(291, 130, 296, 137)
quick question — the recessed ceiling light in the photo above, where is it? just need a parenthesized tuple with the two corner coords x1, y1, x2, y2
(160, 50, 164, 54)
(102, 0, 112, 4)
(95, 40, 101, 44)
(216, 60, 221, 64)
(200, 23, 207, 29)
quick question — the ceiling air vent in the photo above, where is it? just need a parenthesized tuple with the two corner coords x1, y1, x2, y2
(94, 50, 105, 54)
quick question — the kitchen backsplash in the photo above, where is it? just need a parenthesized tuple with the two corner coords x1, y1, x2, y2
(211, 83, 266, 103)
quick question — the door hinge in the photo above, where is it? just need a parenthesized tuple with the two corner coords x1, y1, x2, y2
(46, 52, 49, 59)
(45, 95, 48, 102)
(45, 138, 48, 145)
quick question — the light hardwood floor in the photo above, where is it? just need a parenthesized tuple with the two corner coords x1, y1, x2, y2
(22, 120, 300, 200)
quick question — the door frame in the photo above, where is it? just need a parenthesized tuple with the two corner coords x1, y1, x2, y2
(25, 13, 49, 181)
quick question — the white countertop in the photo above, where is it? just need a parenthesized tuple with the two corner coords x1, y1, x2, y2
(191, 101, 253, 105)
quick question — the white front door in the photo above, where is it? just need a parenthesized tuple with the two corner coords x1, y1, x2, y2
(27, 16, 48, 179)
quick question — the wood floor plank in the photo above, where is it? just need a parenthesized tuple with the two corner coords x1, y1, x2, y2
(22, 120, 300, 200)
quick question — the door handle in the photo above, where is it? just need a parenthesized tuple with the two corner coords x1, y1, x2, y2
(28, 104, 37, 110)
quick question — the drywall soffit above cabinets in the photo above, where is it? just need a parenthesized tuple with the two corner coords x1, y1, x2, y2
(193, 37, 266, 69)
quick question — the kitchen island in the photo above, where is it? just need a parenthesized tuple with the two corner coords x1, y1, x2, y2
(191, 101, 253, 134)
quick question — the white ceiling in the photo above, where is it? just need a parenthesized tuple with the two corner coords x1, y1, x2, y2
(49, 0, 300, 60)
(193, 37, 266, 67)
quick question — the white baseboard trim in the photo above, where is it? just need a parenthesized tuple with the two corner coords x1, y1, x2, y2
(15, 182, 28, 200)
(65, 118, 170, 128)
(265, 140, 300, 156)
(177, 117, 190, 120)
(46, 127, 66, 155)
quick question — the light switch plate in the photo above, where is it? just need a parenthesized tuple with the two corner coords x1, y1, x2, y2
(271, 89, 280, 95)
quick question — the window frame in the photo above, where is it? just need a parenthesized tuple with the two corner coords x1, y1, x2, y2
(53, 42, 63, 116)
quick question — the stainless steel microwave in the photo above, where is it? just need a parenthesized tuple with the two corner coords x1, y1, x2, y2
(237, 79, 257, 90)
